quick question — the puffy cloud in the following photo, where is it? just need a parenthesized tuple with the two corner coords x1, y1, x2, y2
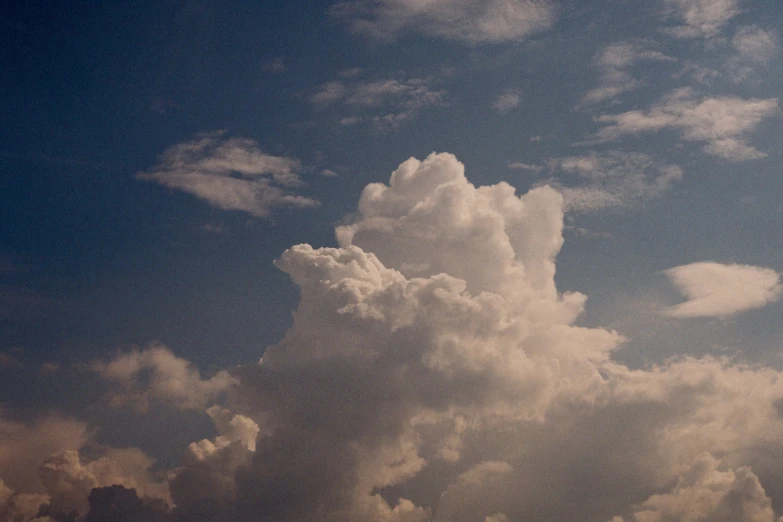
(663, 0, 740, 38)
(311, 77, 446, 129)
(12, 153, 783, 520)
(331, 0, 556, 44)
(92, 344, 237, 411)
(0, 415, 88, 494)
(618, 453, 776, 521)
(136, 132, 319, 217)
(663, 262, 782, 318)
(491, 89, 522, 113)
(597, 88, 779, 161)
(37, 448, 168, 516)
(582, 41, 675, 105)
(543, 151, 683, 212)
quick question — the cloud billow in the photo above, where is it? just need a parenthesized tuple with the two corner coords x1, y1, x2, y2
(7, 154, 783, 521)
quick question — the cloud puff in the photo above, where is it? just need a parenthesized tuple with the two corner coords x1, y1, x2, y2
(726, 25, 779, 82)
(136, 132, 319, 217)
(663, 0, 741, 38)
(331, 0, 556, 44)
(597, 88, 779, 161)
(582, 41, 675, 105)
(544, 151, 683, 211)
(92, 344, 237, 411)
(311, 77, 446, 129)
(492, 89, 522, 113)
(663, 262, 782, 318)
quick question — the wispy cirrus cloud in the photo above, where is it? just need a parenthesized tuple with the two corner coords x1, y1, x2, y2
(544, 151, 683, 212)
(726, 25, 779, 82)
(136, 132, 319, 217)
(311, 77, 446, 129)
(330, 0, 556, 44)
(596, 87, 779, 161)
(663, 261, 782, 318)
(582, 41, 675, 105)
(662, 0, 741, 38)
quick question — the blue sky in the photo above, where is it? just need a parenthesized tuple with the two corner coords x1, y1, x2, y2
(2, 1, 783, 521)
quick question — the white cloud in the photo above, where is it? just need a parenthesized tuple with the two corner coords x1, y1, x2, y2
(136, 132, 319, 217)
(311, 77, 446, 129)
(582, 41, 675, 105)
(544, 151, 683, 211)
(663, 0, 741, 38)
(597, 88, 779, 161)
(92, 344, 237, 411)
(492, 89, 522, 113)
(330, 0, 557, 44)
(13, 154, 783, 520)
(663, 261, 782, 318)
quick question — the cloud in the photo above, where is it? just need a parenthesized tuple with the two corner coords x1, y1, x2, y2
(331, 0, 557, 44)
(544, 151, 683, 211)
(582, 41, 675, 105)
(0, 414, 88, 494)
(12, 154, 783, 520)
(507, 162, 542, 172)
(616, 453, 776, 521)
(492, 89, 522, 113)
(311, 77, 446, 129)
(726, 25, 779, 82)
(663, 0, 741, 38)
(597, 88, 779, 161)
(136, 132, 319, 217)
(92, 344, 237, 411)
(663, 262, 782, 318)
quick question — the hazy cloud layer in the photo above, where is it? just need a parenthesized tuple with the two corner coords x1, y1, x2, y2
(311, 77, 446, 129)
(664, 261, 782, 318)
(331, 0, 557, 44)
(597, 88, 779, 160)
(545, 151, 683, 212)
(7, 156, 783, 521)
(663, 0, 741, 38)
(582, 41, 675, 105)
(136, 133, 319, 217)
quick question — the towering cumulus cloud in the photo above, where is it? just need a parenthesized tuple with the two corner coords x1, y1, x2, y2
(6, 153, 783, 521)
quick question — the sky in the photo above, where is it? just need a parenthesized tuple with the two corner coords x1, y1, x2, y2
(1, 0, 783, 520)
